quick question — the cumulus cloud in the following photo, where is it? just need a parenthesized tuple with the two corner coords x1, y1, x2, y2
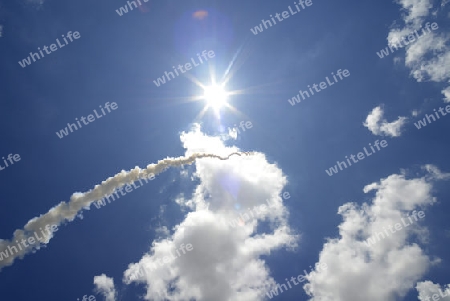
(441, 86, 450, 103)
(416, 280, 450, 301)
(363, 106, 408, 137)
(0, 149, 251, 271)
(387, 0, 450, 103)
(117, 125, 295, 301)
(303, 166, 449, 301)
(94, 274, 117, 301)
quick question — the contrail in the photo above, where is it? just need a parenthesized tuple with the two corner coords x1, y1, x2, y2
(0, 151, 254, 271)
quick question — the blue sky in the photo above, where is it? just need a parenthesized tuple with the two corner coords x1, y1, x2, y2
(1, 0, 450, 301)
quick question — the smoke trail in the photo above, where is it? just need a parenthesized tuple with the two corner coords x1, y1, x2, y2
(0, 151, 253, 271)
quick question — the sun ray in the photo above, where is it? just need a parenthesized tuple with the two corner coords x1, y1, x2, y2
(147, 46, 266, 122)
(221, 38, 254, 86)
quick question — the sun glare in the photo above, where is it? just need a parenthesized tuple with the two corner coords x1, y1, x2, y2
(172, 46, 250, 120)
(203, 84, 228, 111)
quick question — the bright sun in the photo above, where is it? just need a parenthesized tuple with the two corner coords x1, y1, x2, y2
(203, 84, 228, 111)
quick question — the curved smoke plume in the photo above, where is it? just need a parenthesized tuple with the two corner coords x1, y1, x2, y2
(0, 151, 253, 271)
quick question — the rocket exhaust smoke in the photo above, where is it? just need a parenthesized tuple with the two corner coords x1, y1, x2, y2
(0, 151, 254, 271)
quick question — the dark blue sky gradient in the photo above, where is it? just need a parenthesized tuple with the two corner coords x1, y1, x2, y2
(0, 0, 449, 300)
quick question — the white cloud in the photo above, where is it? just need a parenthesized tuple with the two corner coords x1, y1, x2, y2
(395, 0, 433, 25)
(404, 32, 448, 68)
(422, 164, 450, 180)
(410, 43, 450, 83)
(387, 0, 450, 103)
(119, 125, 294, 301)
(363, 106, 408, 137)
(155, 226, 171, 237)
(416, 281, 450, 301)
(441, 86, 450, 103)
(303, 166, 448, 301)
(94, 274, 117, 301)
